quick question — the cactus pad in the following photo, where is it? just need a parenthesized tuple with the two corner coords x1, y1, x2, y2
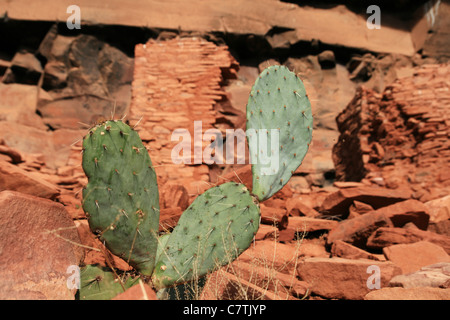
(246, 65, 313, 201)
(82, 120, 160, 275)
(152, 182, 260, 290)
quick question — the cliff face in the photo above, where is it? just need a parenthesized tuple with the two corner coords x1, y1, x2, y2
(333, 63, 450, 202)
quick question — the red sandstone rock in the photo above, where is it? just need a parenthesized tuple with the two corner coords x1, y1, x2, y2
(327, 209, 394, 248)
(389, 262, 450, 289)
(331, 240, 380, 261)
(237, 241, 301, 276)
(288, 217, 338, 233)
(320, 186, 411, 216)
(263, 228, 297, 243)
(0, 191, 84, 299)
(159, 182, 190, 211)
(0, 142, 23, 164)
(255, 224, 278, 241)
(130, 37, 238, 190)
(0, 83, 46, 130)
(112, 282, 157, 300)
(259, 203, 288, 230)
(349, 200, 374, 217)
(0, 159, 59, 199)
(366, 227, 450, 254)
(424, 195, 450, 223)
(372, 199, 430, 230)
(297, 257, 401, 300)
(74, 220, 132, 272)
(226, 260, 309, 299)
(383, 241, 450, 274)
(159, 207, 183, 232)
(286, 197, 320, 217)
(327, 198, 432, 248)
(202, 269, 296, 300)
(216, 164, 253, 190)
(333, 64, 450, 203)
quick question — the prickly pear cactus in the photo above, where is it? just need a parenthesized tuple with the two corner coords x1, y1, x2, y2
(152, 182, 260, 290)
(78, 264, 139, 300)
(82, 120, 160, 275)
(246, 65, 313, 201)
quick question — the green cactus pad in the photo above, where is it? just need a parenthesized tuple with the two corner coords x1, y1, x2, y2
(78, 264, 139, 300)
(82, 120, 160, 275)
(152, 182, 260, 290)
(246, 65, 313, 201)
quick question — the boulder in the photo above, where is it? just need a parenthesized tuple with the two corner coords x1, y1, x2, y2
(37, 33, 134, 130)
(331, 240, 380, 261)
(389, 262, 450, 289)
(367, 227, 450, 254)
(286, 197, 320, 217)
(326, 209, 394, 248)
(424, 195, 450, 223)
(2, 51, 43, 85)
(259, 203, 288, 230)
(0, 83, 46, 130)
(327, 199, 432, 248)
(382, 241, 450, 274)
(0, 159, 59, 199)
(320, 186, 411, 216)
(0, 191, 83, 299)
(374, 199, 430, 230)
(297, 257, 401, 300)
(288, 217, 338, 233)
